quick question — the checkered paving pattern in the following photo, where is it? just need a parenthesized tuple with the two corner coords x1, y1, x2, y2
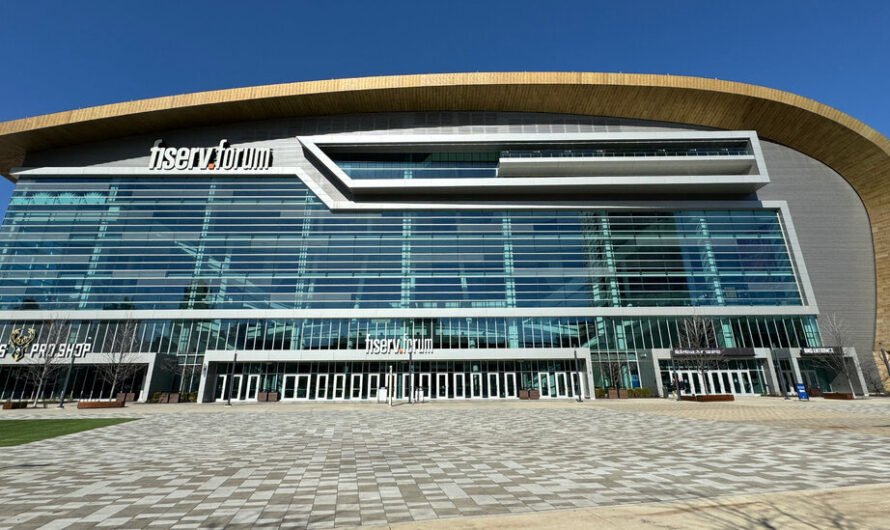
(2, 402, 890, 529)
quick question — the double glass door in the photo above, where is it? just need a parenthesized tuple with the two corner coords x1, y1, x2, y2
(215, 373, 259, 402)
(538, 371, 571, 398)
(676, 369, 755, 395)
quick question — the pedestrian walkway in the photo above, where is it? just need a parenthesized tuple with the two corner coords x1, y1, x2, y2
(1, 399, 890, 528)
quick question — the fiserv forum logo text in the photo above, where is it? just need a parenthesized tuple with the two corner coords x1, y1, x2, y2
(149, 139, 272, 170)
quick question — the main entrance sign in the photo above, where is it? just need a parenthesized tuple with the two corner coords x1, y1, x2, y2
(149, 139, 272, 170)
(365, 337, 434, 355)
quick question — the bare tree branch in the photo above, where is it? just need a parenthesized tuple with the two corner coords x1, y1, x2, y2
(94, 320, 143, 401)
(18, 319, 70, 407)
(809, 313, 856, 396)
(676, 313, 721, 395)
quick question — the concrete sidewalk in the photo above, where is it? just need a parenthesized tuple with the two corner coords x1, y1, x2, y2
(362, 483, 890, 529)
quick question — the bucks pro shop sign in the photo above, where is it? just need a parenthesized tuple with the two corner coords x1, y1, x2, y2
(149, 139, 272, 170)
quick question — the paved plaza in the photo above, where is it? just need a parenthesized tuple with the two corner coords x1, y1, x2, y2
(2, 398, 890, 529)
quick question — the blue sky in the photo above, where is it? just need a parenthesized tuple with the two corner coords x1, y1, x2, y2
(0, 0, 887, 210)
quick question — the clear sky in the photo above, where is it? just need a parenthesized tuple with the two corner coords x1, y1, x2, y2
(0, 0, 887, 211)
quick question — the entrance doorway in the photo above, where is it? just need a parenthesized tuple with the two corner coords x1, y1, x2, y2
(315, 374, 329, 400)
(282, 374, 310, 400)
(436, 373, 449, 399)
(350, 373, 363, 400)
(469, 372, 484, 398)
(332, 374, 346, 400)
(245, 374, 259, 401)
(453, 373, 465, 398)
(503, 372, 517, 398)
(367, 373, 381, 400)
(487, 373, 500, 398)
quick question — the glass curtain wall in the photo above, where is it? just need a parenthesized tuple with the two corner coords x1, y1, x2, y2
(0, 177, 803, 311)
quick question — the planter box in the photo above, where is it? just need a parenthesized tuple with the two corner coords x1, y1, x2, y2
(823, 392, 854, 400)
(807, 387, 823, 397)
(77, 400, 125, 409)
(116, 392, 136, 403)
(518, 390, 530, 400)
(680, 394, 735, 402)
(2, 401, 27, 410)
(607, 389, 628, 399)
(528, 390, 540, 400)
(258, 392, 279, 402)
(158, 393, 180, 404)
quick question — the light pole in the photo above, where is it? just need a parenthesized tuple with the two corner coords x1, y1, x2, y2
(226, 351, 238, 406)
(573, 349, 583, 402)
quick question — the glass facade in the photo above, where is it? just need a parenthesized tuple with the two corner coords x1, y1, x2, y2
(329, 140, 754, 180)
(0, 315, 822, 392)
(0, 177, 803, 311)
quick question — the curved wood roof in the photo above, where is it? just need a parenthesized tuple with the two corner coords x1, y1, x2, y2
(1, 72, 889, 349)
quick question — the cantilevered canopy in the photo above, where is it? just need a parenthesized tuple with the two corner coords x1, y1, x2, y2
(0, 72, 888, 346)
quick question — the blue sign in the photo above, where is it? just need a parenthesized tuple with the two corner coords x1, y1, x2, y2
(795, 383, 809, 401)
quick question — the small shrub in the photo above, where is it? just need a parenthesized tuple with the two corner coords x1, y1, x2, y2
(627, 387, 653, 398)
(594, 388, 606, 399)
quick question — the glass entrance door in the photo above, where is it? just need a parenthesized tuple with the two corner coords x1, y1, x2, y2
(555, 372, 568, 398)
(282, 374, 296, 400)
(332, 374, 346, 400)
(350, 374, 363, 400)
(538, 372, 551, 397)
(296, 374, 310, 400)
(436, 373, 449, 399)
(487, 373, 500, 398)
(368, 374, 380, 400)
(215, 374, 227, 401)
(570, 372, 583, 398)
(470, 373, 483, 398)
(504, 372, 517, 398)
(417, 373, 431, 400)
(400, 373, 411, 400)
(453, 373, 465, 398)
(245, 374, 259, 401)
(230, 374, 243, 401)
(315, 374, 329, 400)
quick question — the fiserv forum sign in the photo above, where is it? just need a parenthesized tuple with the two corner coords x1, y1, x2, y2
(149, 140, 272, 170)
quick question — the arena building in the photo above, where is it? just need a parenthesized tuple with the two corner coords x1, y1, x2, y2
(0, 73, 887, 404)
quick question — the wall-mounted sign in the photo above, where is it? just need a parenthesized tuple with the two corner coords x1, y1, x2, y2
(149, 139, 272, 170)
(6, 326, 35, 361)
(672, 348, 723, 356)
(365, 337, 434, 355)
(1, 327, 92, 362)
(671, 348, 756, 357)
(800, 347, 842, 355)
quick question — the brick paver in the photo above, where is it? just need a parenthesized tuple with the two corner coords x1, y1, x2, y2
(1, 399, 890, 529)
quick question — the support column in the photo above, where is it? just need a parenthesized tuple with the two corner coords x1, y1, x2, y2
(138, 355, 157, 403)
(197, 361, 216, 403)
(585, 349, 596, 400)
(788, 350, 804, 389)
(848, 348, 870, 397)
(650, 350, 668, 398)
(763, 350, 783, 396)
